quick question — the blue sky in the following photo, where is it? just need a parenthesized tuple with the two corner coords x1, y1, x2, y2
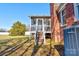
(0, 3, 50, 30)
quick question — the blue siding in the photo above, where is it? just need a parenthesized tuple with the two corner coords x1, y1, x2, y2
(64, 27, 79, 56)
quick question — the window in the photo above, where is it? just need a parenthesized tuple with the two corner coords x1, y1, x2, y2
(44, 18, 50, 25)
(31, 26, 36, 31)
(31, 19, 36, 25)
(37, 26, 42, 31)
(38, 19, 42, 25)
(60, 8, 66, 25)
(77, 4, 79, 16)
(74, 4, 79, 20)
(44, 26, 51, 31)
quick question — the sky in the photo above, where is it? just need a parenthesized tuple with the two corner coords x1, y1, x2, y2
(0, 3, 50, 30)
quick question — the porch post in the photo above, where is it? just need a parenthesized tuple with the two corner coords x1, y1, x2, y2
(43, 32, 46, 44)
(42, 18, 46, 44)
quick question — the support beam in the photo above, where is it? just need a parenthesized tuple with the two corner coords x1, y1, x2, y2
(43, 32, 46, 44)
(42, 18, 46, 44)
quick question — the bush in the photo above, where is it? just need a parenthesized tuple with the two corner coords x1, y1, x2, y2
(9, 21, 27, 36)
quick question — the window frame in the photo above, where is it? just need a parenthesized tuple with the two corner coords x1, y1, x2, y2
(60, 7, 66, 25)
(74, 4, 79, 21)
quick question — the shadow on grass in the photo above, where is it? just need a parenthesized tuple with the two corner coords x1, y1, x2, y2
(0, 40, 28, 56)
(20, 43, 33, 56)
(31, 43, 43, 56)
(0, 38, 24, 55)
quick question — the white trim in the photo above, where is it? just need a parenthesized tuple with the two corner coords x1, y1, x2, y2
(64, 25, 79, 29)
(59, 6, 66, 25)
(60, 11, 63, 25)
(58, 4, 67, 26)
(45, 31, 51, 33)
(49, 18, 51, 32)
(34, 33, 36, 45)
(42, 18, 46, 44)
(36, 18, 38, 31)
(30, 17, 31, 32)
(58, 4, 67, 13)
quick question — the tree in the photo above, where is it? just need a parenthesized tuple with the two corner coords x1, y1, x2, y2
(9, 21, 27, 36)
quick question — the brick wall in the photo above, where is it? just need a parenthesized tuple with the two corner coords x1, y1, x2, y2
(50, 3, 75, 43)
(50, 3, 61, 43)
(65, 3, 75, 26)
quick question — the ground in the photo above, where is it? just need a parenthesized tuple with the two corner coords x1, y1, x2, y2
(0, 35, 64, 56)
(0, 35, 27, 40)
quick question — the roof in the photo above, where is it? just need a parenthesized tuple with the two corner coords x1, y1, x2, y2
(29, 16, 51, 19)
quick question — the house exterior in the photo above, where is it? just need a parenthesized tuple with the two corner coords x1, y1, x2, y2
(30, 16, 51, 45)
(50, 3, 79, 55)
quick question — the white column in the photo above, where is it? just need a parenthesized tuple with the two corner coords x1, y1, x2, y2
(36, 18, 38, 31)
(43, 32, 46, 44)
(34, 33, 36, 45)
(30, 17, 31, 40)
(49, 18, 51, 34)
(42, 18, 46, 44)
(35, 18, 38, 45)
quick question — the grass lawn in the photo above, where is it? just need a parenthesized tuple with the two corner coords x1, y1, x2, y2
(0, 35, 29, 46)
(0, 35, 28, 40)
(0, 35, 64, 56)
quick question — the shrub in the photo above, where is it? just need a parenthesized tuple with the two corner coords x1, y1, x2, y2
(9, 21, 27, 36)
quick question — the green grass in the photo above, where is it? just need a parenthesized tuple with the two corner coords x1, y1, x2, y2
(0, 35, 28, 40)
(0, 36, 63, 56)
(0, 35, 30, 46)
(0, 35, 10, 40)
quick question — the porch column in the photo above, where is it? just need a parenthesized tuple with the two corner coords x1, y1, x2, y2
(34, 33, 36, 45)
(35, 18, 38, 45)
(43, 32, 46, 44)
(42, 18, 46, 44)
